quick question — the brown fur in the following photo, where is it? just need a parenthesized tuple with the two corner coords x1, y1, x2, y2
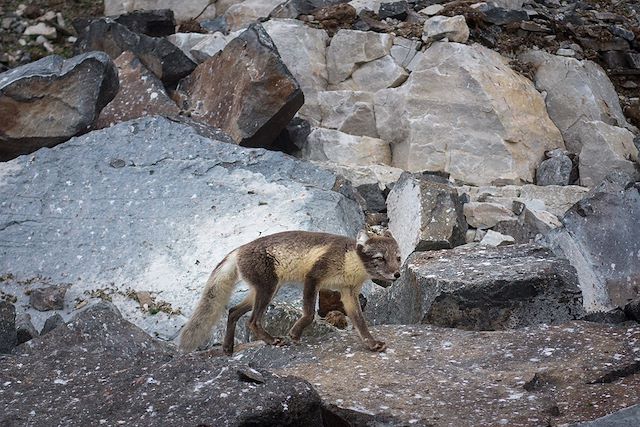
(179, 230, 401, 354)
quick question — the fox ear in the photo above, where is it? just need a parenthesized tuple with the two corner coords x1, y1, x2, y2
(356, 229, 369, 249)
(383, 229, 393, 238)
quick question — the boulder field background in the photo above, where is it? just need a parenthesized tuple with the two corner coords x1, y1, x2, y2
(1, 0, 640, 425)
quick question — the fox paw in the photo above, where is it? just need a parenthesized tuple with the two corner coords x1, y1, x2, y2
(271, 336, 290, 347)
(366, 340, 387, 352)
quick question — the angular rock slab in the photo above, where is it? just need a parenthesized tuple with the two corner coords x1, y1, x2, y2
(104, 0, 217, 22)
(0, 52, 118, 161)
(0, 116, 363, 338)
(301, 128, 391, 166)
(0, 303, 325, 426)
(95, 51, 179, 129)
(520, 50, 632, 136)
(367, 244, 585, 329)
(178, 24, 304, 148)
(375, 42, 564, 185)
(326, 29, 392, 85)
(387, 173, 467, 260)
(546, 183, 640, 311)
(77, 18, 196, 84)
(239, 322, 640, 426)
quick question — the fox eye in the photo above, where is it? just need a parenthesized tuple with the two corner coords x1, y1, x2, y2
(396, 256, 401, 262)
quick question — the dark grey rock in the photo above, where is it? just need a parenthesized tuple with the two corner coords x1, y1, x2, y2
(493, 219, 537, 243)
(1, 303, 324, 426)
(74, 9, 176, 38)
(581, 308, 629, 325)
(379, 1, 409, 20)
(367, 244, 585, 329)
(177, 23, 304, 148)
(480, 6, 529, 25)
(356, 183, 387, 212)
(0, 302, 16, 354)
(387, 172, 467, 260)
(546, 181, 640, 311)
(29, 285, 68, 312)
(0, 52, 118, 161)
(272, 116, 311, 154)
(536, 153, 573, 186)
(574, 404, 640, 427)
(76, 18, 196, 84)
(624, 298, 640, 322)
(15, 313, 38, 345)
(40, 313, 65, 335)
(271, 0, 351, 17)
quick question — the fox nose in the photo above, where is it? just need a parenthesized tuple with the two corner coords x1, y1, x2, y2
(394, 272, 400, 279)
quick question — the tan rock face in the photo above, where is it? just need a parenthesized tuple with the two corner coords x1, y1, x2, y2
(317, 90, 378, 137)
(224, 0, 284, 31)
(375, 42, 564, 186)
(177, 24, 304, 148)
(240, 322, 640, 426)
(95, 51, 179, 129)
(303, 128, 391, 166)
(326, 29, 393, 85)
(104, 0, 216, 22)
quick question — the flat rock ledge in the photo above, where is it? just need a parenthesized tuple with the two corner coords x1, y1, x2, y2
(239, 322, 640, 427)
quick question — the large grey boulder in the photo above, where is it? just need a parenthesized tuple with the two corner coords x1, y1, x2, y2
(574, 405, 640, 427)
(76, 18, 196, 84)
(0, 52, 118, 161)
(375, 42, 564, 185)
(519, 50, 633, 135)
(177, 24, 304, 148)
(367, 244, 585, 329)
(0, 116, 363, 339)
(387, 173, 467, 261)
(1, 303, 325, 426)
(546, 181, 640, 311)
(239, 321, 640, 426)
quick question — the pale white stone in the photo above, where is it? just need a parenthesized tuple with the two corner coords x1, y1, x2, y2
(312, 162, 404, 188)
(351, 55, 409, 91)
(566, 120, 639, 187)
(224, 0, 283, 31)
(263, 19, 329, 126)
(375, 43, 564, 185)
(317, 91, 378, 138)
(390, 37, 422, 68)
(190, 33, 232, 62)
(488, 0, 524, 10)
(348, 0, 384, 13)
(302, 128, 391, 166)
(480, 230, 515, 246)
(326, 30, 393, 85)
(423, 15, 469, 43)
(419, 5, 444, 16)
(24, 23, 57, 39)
(519, 50, 633, 136)
(104, 0, 216, 22)
(463, 202, 515, 229)
(167, 33, 211, 61)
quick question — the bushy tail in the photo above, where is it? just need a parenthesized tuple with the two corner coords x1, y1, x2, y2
(179, 250, 239, 352)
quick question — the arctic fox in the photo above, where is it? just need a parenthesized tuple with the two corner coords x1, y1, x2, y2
(179, 229, 401, 354)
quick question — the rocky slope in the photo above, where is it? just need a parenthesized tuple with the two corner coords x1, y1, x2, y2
(1, 0, 640, 425)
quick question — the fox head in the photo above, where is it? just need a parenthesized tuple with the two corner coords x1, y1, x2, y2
(356, 229, 402, 281)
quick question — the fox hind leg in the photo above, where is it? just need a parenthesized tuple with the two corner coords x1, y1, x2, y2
(289, 278, 318, 342)
(246, 280, 286, 346)
(222, 291, 254, 355)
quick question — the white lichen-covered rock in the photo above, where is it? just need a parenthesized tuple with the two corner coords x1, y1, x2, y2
(350, 55, 409, 91)
(422, 15, 470, 43)
(564, 120, 639, 187)
(488, 0, 524, 9)
(0, 117, 363, 339)
(348, 0, 384, 13)
(317, 90, 378, 138)
(519, 50, 633, 136)
(263, 19, 329, 126)
(224, 0, 284, 31)
(326, 29, 393, 86)
(375, 43, 564, 185)
(104, 0, 216, 22)
(463, 202, 516, 229)
(301, 128, 391, 166)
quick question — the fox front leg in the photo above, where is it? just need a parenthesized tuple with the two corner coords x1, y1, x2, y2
(341, 289, 386, 352)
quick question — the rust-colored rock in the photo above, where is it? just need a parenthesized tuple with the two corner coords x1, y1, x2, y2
(177, 23, 304, 148)
(95, 51, 179, 129)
